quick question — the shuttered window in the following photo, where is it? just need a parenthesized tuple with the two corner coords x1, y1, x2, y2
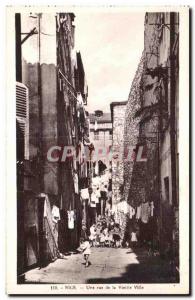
(16, 82, 29, 159)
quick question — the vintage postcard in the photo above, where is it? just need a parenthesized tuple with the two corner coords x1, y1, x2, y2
(6, 5, 190, 295)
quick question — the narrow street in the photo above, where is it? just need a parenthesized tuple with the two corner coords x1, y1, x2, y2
(24, 247, 175, 284)
(13, 10, 182, 294)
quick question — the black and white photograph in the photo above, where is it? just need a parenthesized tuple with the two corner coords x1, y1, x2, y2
(6, 5, 189, 295)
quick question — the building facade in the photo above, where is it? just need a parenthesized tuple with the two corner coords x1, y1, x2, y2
(110, 102, 127, 209)
(89, 111, 112, 170)
(123, 12, 179, 267)
(141, 12, 179, 259)
(16, 13, 90, 278)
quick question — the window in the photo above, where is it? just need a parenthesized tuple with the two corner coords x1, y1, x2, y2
(16, 81, 29, 159)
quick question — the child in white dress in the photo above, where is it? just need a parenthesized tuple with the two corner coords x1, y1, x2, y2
(131, 230, 138, 248)
(78, 238, 91, 267)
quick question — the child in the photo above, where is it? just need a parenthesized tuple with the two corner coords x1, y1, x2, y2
(89, 224, 96, 247)
(113, 225, 121, 248)
(95, 224, 101, 247)
(78, 238, 91, 267)
(103, 227, 110, 247)
(108, 230, 113, 248)
(131, 230, 138, 248)
(100, 230, 105, 247)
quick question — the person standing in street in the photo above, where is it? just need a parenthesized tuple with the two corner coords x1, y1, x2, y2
(131, 229, 138, 248)
(89, 224, 96, 247)
(78, 238, 91, 268)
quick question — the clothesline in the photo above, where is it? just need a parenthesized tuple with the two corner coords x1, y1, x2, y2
(115, 201, 155, 223)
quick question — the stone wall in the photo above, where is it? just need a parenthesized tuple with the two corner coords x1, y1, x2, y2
(122, 13, 163, 210)
(123, 14, 163, 208)
(123, 54, 146, 206)
(111, 102, 127, 206)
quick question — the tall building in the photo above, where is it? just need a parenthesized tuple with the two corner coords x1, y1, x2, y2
(89, 111, 112, 170)
(16, 13, 90, 278)
(123, 12, 179, 265)
(139, 12, 179, 258)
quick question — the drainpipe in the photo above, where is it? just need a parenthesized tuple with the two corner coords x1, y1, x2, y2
(37, 14, 44, 192)
(170, 12, 177, 208)
(15, 13, 22, 82)
(169, 12, 177, 261)
(37, 14, 45, 268)
(158, 86, 163, 255)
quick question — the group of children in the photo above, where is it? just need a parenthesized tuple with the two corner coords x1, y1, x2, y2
(77, 217, 138, 267)
(90, 224, 117, 248)
(88, 222, 122, 248)
(89, 219, 138, 248)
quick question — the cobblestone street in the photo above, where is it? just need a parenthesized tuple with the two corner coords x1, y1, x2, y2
(24, 247, 176, 284)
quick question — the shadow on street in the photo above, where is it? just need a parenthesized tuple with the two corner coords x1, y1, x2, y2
(86, 247, 179, 284)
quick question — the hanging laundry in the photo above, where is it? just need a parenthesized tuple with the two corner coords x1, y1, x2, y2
(94, 119, 98, 131)
(73, 172, 79, 194)
(92, 176, 99, 188)
(136, 205, 142, 219)
(43, 195, 48, 218)
(43, 195, 56, 237)
(67, 210, 75, 229)
(71, 48, 77, 69)
(150, 201, 154, 217)
(117, 200, 129, 214)
(52, 205, 60, 223)
(79, 143, 87, 178)
(141, 202, 151, 223)
(76, 92, 83, 108)
(95, 188, 101, 200)
(43, 194, 51, 218)
(81, 188, 89, 200)
(129, 205, 136, 219)
(60, 195, 62, 210)
(91, 192, 97, 204)
(90, 193, 97, 207)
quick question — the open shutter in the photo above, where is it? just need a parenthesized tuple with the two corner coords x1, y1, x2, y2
(16, 82, 29, 159)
